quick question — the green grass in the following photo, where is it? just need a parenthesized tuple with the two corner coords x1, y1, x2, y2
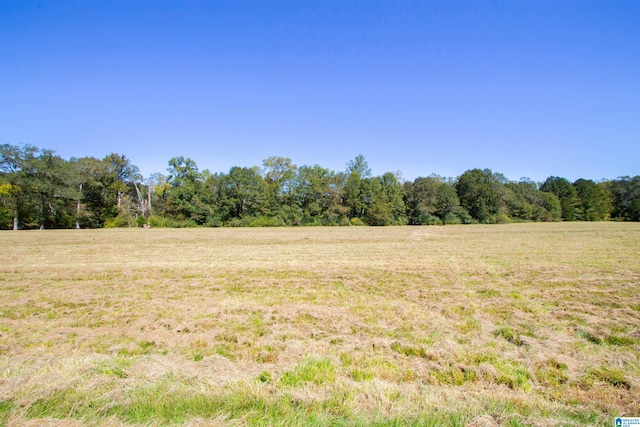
(0, 222, 638, 426)
(494, 327, 524, 346)
(17, 381, 610, 426)
(22, 387, 472, 426)
(279, 357, 337, 386)
(534, 358, 569, 386)
(390, 341, 429, 358)
(0, 400, 14, 426)
(585, 366, 632, 390)
(605, 334, 636, 346)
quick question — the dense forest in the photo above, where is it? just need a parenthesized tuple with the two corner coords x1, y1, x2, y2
(1, 144, 638, 229)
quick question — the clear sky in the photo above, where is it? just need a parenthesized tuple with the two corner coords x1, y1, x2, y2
(1, 1, 638, 182)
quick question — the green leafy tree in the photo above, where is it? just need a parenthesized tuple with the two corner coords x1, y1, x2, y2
(85, 153, 142, 227)
(572, 179, 611, 221)
(165, 156, 210, 225)
(504, 178, 561, 222)
(363, 172, 406, 226)
(608, 176, 640, 221)
(103, 153, 141, 211)
(23, 149, 73, 229)
(218, 166, 265, 224)
(66, 156, 104, 228)
(80, 159, 114, 226)
(0, 147, 85, 229)
(148, 173, 170, 218)
(296, 165, 348, 225)
(262, 156, 299, 224)
(504, 179, 535, 221)
(343, 155, 372, 220)
(455, 169, 509, 223)
(404, 176, 440, 224)
(540, 176, 578, 221)
(0, 144, 40, 229)
(539, 191, 562, 221)
(404, 175, 468, 224)
(3, 142, 636, 228)
(346, 154, 372, 178)
(435, 182, 470, 224)
(0, 183, 20, 229)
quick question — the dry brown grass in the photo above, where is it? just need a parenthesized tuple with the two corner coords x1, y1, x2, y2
(0, 222, 638, 426)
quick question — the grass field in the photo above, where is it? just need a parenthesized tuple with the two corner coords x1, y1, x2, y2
(0, 223, 638, 426)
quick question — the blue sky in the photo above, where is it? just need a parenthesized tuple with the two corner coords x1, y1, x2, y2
(1, 1, 638, 182)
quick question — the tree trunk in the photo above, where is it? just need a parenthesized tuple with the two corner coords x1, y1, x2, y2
(134, 183, 152, 219)
(12, 195, 19, 230)
(40, 194, 46, 230)
(76, 198, 81, 229)
(134, 183, 143, 217)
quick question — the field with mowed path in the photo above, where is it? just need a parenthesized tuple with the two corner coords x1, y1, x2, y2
(0, 223, 639, 426)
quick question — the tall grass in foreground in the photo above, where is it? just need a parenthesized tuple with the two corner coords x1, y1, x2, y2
(0, 222, 638, 426)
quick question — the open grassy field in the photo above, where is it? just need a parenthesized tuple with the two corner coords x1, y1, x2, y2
(0, 223, 638, 426)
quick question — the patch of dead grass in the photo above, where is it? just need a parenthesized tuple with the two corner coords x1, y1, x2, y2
(0, 222, 638, 425)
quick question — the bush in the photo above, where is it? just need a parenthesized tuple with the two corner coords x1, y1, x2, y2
(104, 215, 133, 228)
(484, 213, 511, 224)
(170, 219, 198, 228)
(417, 212, 443, 225)
(249, 216, 286, 227)
(136, 215, 147, 227)
(301, 217, 324, 226)
(148, 216, 197, 228)
(350, 217, 366, 226)
(205, 216, 223, 227)
(335, 217, 351, 226)
(441, 214, 458, 225)
(394, 215, 409, 225)
(453, 207, 475, 224)
(148, 215, 165, 228)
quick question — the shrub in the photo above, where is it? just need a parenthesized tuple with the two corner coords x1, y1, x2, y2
(443, 213, 462, 225)
(148, 215, 164, 227)
(484, 214, 511, 224)
(205, 216, 223, 227)
(249, 216, 286, 227)
(136, 215, 147, 227)
(225, 218, 244, 227)
(104, 215, 133, 228)
(148, 216, 197, 228)
(454, 207, 475, 224)
(417, 212, 443, 225)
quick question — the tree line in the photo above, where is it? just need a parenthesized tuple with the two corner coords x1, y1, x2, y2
(1, 144, 638, 229)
